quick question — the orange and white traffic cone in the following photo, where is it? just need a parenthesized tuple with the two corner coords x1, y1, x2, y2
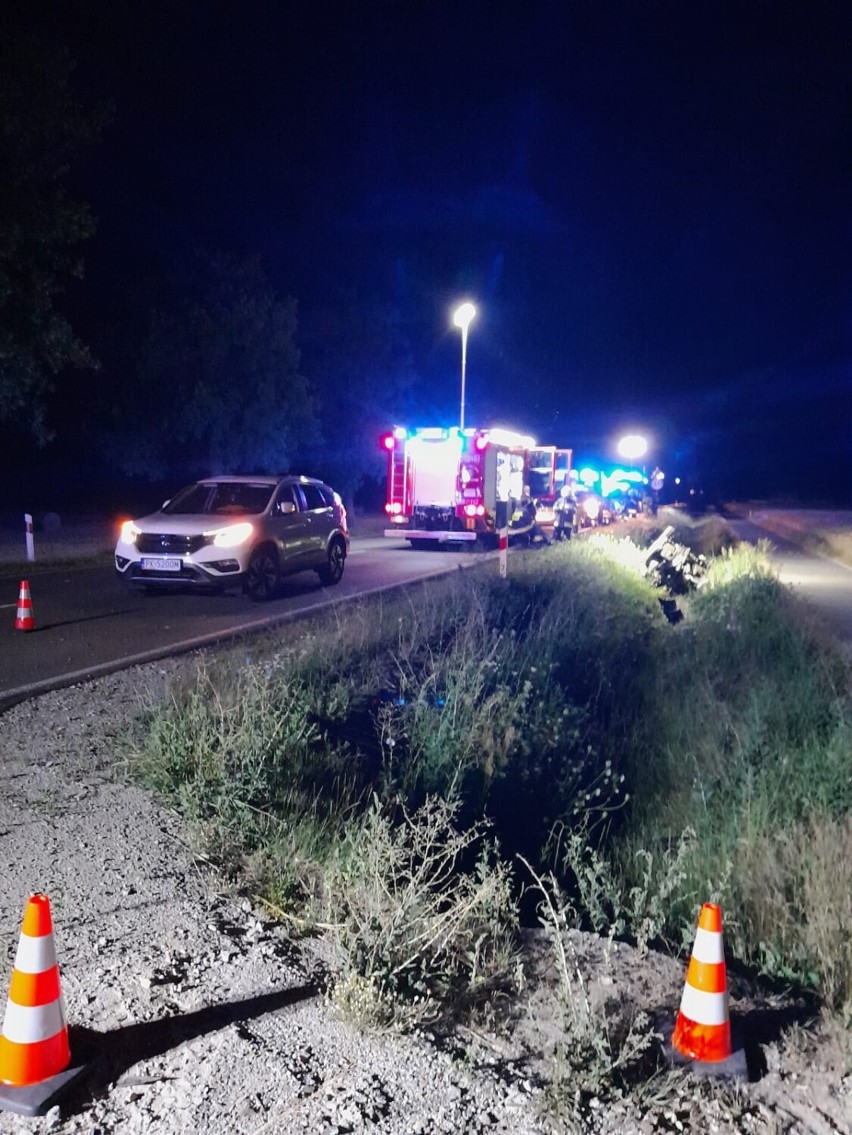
(0, 894, 70, 1086)
(0, 895, 86, 1117)
(673, 902, 730, 1061)
(14, 581, 35, 632)
(668, 902, 747, 1080)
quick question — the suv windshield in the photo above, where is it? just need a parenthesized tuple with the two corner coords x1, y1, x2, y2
(163, 481, 275, 516)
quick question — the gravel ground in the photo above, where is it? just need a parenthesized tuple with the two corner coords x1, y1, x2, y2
(0, 518, 849, 1133)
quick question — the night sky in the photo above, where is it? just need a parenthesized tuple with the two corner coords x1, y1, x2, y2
(21, 2, 852, 502)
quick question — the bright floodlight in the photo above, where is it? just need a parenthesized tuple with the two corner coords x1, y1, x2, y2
(453, 301, 476, 331)
(452, 302, 477, 430)
(617, 434, 648, 461)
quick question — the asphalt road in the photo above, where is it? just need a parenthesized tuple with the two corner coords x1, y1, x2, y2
(0, 536, 489, 711)
(2, 515, 850, 712)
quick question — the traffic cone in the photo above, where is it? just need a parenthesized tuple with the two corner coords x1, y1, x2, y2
(673, 903, 730, 1061)
(668, 902, 747, 1080)
(14, 581, 35, 632)
(0, 895, 86, 1117)
(0, 895, 70, 1086)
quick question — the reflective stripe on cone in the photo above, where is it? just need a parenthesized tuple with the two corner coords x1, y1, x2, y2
(2, 1001, 65, 1046)
(14, 934, 57, 975)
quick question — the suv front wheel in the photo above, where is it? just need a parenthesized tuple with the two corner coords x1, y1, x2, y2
(317, 538, 346, 586)
(246, 544, 280, 600)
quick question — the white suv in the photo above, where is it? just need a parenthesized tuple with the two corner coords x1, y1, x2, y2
(115, 475, 349, 600)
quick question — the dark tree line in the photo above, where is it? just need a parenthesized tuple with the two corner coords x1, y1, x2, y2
(0, 25, 418, 509)
(101, 251, 315, 484)
(0, 27, 104, 445)
(95, 254, 417, 506)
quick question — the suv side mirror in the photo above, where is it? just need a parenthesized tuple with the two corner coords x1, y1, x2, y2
(279, 501, 296, 515)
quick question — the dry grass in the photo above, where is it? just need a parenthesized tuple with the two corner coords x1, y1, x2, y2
(747, 509, 852, 568)
(820, 528, 852, 567)
(733, 814, 852, 1010)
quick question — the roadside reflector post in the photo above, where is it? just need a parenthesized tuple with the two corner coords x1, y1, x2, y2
(24, 515, 35, 563)
(494, 500, 509, 579)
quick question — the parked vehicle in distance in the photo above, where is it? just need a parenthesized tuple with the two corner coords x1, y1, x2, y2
(574, 489, 614, 528)
(115, 475, 349, 599)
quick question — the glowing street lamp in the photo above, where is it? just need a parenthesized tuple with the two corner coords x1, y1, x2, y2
(617, 434, 648, 462)
(452, 301, 476, 431)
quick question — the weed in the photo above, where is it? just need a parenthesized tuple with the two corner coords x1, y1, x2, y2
(698, 537, 774, 588)
(130, 659, 358, 870)
(736, 814, 852, 1009)
(521, 858, 657, 1129)
(322, 796, 519, 1030)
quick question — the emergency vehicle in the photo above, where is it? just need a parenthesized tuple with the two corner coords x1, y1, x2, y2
(381, 426, 571, 547)
(526, 446, 574, 528)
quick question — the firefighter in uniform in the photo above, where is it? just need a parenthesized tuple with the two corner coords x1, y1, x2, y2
(552, 482, 576, 541)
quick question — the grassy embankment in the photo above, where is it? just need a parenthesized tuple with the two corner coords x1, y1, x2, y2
(126, 521, 852, 1093)
(735, 507, 852, 569)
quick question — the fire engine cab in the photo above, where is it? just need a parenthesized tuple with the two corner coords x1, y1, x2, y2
(526, 446, 575, 528)
(381, 426, 571, 548)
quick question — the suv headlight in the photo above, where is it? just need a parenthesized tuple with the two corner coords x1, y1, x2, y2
(205, 522, 254, 548)
(119, 520, 141, 544)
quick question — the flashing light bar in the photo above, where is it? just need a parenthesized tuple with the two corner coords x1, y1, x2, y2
(416, 427, 451, 439)
(485, 426, 537, 449)
(382, 424, 539, 450)
(575, 464, 649, 496)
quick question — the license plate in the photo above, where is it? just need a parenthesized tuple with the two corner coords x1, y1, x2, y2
(141, 557, 182, 572)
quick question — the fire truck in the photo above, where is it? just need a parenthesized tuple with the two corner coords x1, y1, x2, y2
(381, 425, 572, 548)
(526, 445, 575, 528)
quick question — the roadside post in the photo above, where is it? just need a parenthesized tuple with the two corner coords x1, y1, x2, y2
(495, 501, 508, 578)
(24, 515, 35, 562)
